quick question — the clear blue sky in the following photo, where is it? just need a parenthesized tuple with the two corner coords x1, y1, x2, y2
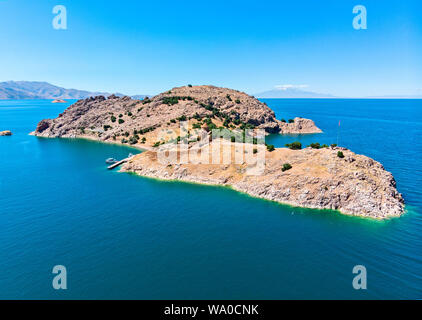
(0, 0, 421, 96)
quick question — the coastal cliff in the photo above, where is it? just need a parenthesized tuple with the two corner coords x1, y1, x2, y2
(32, 85, 404, 219)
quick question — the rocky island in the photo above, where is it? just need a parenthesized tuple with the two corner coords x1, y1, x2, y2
(0, 130, 12, 136)
(32, 85, 404, 219)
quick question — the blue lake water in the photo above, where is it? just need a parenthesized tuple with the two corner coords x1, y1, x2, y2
(0, 99, 421, 299)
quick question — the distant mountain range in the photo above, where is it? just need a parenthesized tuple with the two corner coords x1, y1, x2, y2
(255, 87, 335, 98)
(2, 81, 419, 100)
(0, 81, 148, 100)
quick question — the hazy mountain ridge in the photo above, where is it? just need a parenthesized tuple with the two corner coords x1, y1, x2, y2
(0, 81, 148, 100)
(255, 88, 335, 98)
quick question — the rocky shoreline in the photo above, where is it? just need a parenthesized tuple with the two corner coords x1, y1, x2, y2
(31, 85, 405, 219)
(121, 142, 404, 219)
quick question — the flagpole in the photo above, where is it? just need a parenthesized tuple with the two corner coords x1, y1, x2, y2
(337, 120, 340, 146)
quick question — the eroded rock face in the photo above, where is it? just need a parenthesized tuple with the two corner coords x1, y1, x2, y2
(35, 120, 51, 133)
(121, 144, 404, 219)
(0, 130, 12, 136)
(31, 85, 322, 144)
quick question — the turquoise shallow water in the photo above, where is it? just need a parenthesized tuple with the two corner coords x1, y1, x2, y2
(0, 99, 421, 299)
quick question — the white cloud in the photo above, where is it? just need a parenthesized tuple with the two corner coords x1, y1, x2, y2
(275, 84, 309, 91)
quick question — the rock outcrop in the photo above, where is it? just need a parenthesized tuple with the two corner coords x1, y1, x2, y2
(280, 117, 323, 134)
(122, 143, 404, 219)
(0, 130, 12, 136)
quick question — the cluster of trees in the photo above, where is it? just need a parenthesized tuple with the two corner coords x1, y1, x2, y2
(142, 97, 151, 104)
(128, 135, 139, 145)
(308, 142, 329, 149)
(153, 141, 165, 147)
(134, 126, 155, 135)
(162, 96, 194, 106)
(308, 142, 338, 149)
(285, 141, 302, 150)
(280, 119, 295, 123)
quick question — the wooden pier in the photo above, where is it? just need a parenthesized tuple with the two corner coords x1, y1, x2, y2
(107, 156, 133, 170)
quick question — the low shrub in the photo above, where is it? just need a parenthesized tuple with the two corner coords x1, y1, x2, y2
(266, 144, 275, 152)
(129, 136, 138, 145)
(282, 163, 292, 172)
(337, 151, 345, 158)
